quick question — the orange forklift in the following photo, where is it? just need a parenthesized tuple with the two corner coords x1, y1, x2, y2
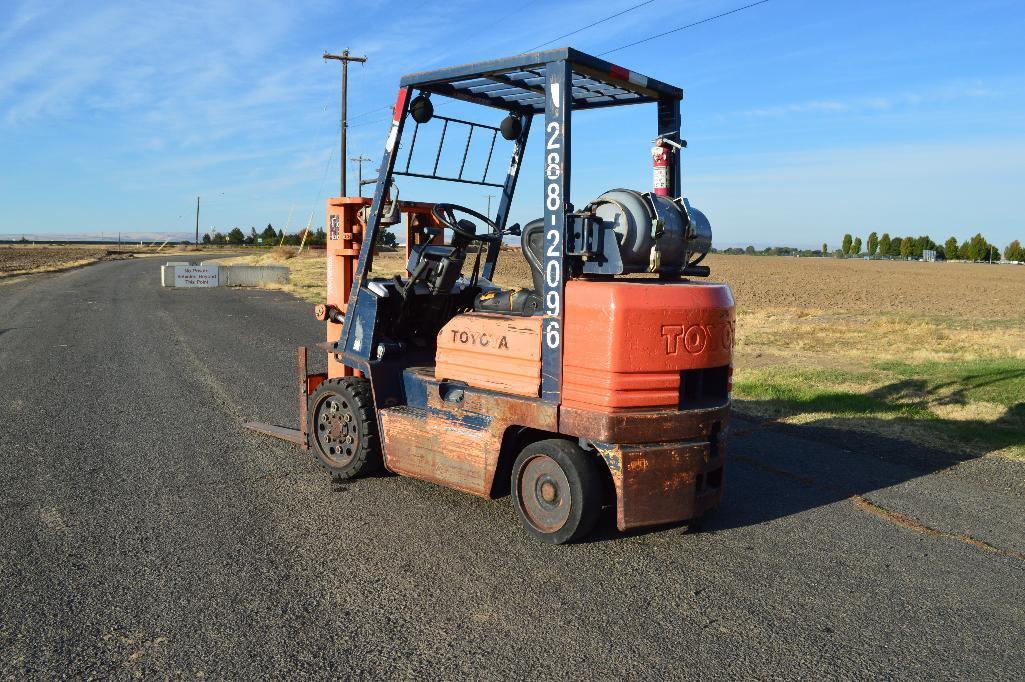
(248, 48, 735, 543)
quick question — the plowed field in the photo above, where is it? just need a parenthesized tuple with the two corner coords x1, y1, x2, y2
(0, 246, 112, 278)
(492, 252, 1025, 318)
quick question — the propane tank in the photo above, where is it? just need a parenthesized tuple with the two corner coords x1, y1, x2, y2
(588, 188, 712, 275)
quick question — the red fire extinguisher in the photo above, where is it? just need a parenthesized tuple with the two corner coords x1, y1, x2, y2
(651, 136, 684, 197)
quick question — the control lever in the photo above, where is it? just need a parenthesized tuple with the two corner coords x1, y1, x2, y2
(393, 274, 408, 299)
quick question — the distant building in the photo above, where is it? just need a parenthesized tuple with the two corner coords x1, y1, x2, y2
(922, 249, 937, 262)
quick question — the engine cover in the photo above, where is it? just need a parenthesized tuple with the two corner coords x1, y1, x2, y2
(435, 312, 542, 397)
(562, 279, 735, 411)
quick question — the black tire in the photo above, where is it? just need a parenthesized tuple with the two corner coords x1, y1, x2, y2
(307, 377, 381, 480)
(511, 439, 602, 544)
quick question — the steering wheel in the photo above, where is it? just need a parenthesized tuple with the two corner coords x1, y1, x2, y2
(431, 203, 502, 243)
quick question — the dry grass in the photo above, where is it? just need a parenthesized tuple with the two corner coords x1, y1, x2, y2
(268, 246, 296, 261)
(131, 245, 238, 258)
(237, 250, 1025, 368)
(735, 308, 1025, 371)
(712, 256, 1025, 458)
(214, 244, 536, 291)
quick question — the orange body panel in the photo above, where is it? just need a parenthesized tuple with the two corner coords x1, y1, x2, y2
(562, 279, 735, 411)
(435, 313, 542, 397)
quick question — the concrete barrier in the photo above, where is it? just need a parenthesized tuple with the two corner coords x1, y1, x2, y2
(161, 263, 289, 287)
(218, 265, 289, 286)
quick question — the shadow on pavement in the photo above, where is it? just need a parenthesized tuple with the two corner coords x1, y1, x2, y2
(588, 373, 1025, 541)
(702, 375, 1024, 533)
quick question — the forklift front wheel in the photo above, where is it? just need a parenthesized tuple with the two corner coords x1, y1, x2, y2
(512, 439, 602, 544)
(308, 377, 382, 480)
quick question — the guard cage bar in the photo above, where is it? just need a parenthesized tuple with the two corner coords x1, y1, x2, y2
(399, 47, 682, 113)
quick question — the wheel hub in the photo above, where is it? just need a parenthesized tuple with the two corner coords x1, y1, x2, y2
(539, 480, 557, 503)
(314, 395, 359, 467)
(519, 455, 570, 533)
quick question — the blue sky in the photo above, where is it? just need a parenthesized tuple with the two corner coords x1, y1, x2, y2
(0, 0, 1022, 248)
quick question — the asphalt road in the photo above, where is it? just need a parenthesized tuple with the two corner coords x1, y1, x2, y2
(2, 257, 1024, 678)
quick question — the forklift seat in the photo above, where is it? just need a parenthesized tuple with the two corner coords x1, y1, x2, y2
(519, 218, 545, 294)
(471, 218, 544, 316)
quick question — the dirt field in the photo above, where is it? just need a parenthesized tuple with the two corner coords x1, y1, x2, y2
(216, 250, 1025, 323)
(0, 246, 116, 279)
(494, 251, 1025, 315)
(705, 255, 1025, 317)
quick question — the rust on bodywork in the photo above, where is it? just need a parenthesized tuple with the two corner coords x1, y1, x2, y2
(595, 437, 726, 531)
(379, 368, 557, 497)
(560, 402, 729, 444)
(378, 365, 727, 531)
(379, 406, 494, 496)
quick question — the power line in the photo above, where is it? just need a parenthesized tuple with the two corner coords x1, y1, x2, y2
(529, 0, 657, 51)
(599, 0, 770, 55)
(491, 0, 539, 32)
(348, 104, 392, 121)
(349, 114, 392, 128)
(301, 136, 336, 232)
(345, 0, 771, 127)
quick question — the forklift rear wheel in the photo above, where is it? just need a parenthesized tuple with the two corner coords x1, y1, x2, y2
(308, 377, 381, 480)
(512, 439, 601, 544)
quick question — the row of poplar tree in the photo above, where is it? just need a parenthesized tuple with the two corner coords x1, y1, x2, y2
(835, 232, 1025, 262)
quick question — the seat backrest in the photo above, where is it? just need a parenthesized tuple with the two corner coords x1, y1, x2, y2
(405, 244, 456, 273)
(520, 218, 545, 293)
(406, 243, 465, 293)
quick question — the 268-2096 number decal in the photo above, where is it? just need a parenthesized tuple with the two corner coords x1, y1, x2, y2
(544, 120, 562, 350)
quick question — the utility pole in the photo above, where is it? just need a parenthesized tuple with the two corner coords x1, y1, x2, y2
(351, 155, 372, 197)
(324, 49, 367, 197)
(483, 194, 495, 216)
(195, 196, 200, 246)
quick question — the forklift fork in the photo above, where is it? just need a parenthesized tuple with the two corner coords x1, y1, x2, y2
(244, 346, 325, 449)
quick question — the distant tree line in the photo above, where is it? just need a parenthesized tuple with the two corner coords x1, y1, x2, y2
(200, 223, 398, 248)
(714, 245, 829, 258)
(835, 231, 1017, 262)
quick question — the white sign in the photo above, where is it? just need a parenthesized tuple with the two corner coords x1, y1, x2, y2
(174, 265, 219, 287)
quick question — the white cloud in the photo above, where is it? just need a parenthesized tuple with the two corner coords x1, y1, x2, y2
(0, 1, 298, 125)
(737, 82, 1001, 119)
